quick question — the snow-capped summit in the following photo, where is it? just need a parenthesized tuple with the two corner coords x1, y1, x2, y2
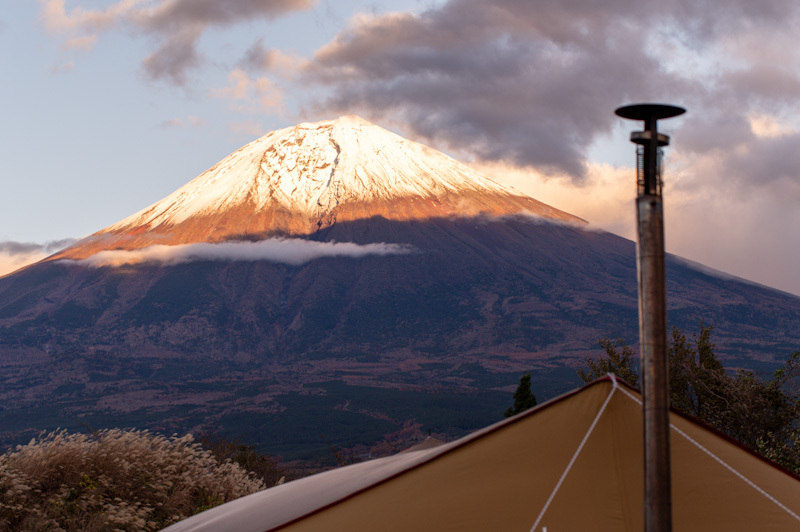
(54, 115, 582, 260)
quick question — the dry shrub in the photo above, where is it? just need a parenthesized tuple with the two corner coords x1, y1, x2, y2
(0, 428, 265, 531)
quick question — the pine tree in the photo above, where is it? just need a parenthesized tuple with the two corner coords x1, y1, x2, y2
(504, 373, 538, 418)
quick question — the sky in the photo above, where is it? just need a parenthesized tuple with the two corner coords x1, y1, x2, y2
(2, 0, 800, 296)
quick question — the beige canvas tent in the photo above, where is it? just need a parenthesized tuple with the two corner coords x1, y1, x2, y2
(164, 376, 800, 531)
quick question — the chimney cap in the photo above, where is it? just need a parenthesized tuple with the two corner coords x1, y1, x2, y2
(615, 103, 685, 121)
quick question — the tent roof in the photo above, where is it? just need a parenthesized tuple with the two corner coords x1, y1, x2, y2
(165, 376, 800, 531)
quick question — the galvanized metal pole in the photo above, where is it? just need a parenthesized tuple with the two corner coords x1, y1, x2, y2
(615, 103, 685, 532)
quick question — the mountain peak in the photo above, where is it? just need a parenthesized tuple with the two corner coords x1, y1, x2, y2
(53, 116, 583, 260)
(109, 114, 524, 225)
(328, 114, 371, 125)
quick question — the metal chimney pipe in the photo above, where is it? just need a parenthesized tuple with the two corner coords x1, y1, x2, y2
(615, 103, 685, 532)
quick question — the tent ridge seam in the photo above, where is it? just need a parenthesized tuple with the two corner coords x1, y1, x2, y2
(529, 375, 620, 532)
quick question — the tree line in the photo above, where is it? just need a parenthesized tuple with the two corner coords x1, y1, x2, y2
(578, 322, 800, 473)
(505, 322, 800, 473)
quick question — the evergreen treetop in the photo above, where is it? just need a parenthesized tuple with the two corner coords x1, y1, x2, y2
(505, 373, 538, 418)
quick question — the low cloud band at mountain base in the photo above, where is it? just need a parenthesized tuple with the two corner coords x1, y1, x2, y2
(64, 238, 413, 267)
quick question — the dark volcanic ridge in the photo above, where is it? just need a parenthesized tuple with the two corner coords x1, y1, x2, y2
(3, 216, 799, 455)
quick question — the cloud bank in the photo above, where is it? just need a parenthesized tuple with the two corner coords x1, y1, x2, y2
(69, 238, 413, 267)
(298, 0, 800, 183)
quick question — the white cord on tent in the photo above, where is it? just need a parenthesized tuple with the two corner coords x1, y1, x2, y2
(671, 424, 800, 523)
(529, 374, 620, 532)
(616, 385, 800, 524)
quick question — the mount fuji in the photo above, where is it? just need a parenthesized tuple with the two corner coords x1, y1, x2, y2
(2, 116, 799, 456)
(51, 115, 578, 262)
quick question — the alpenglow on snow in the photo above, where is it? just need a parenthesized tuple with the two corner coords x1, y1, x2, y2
(50, 115, 582, 261)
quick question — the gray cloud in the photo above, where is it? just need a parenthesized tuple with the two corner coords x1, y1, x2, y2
(300, 0, 800, 181)
(140, 0, 315, 30)
(238, 38, 286, 73)
(41, 0, 316, 85)
(0, 241, 42, 255)
(724, 133, 800, 190)
(67, 238, 413, 268)
(141, 25, 203, 85)
(674, 110, 800, 196)
(43, 238, 78, 254)
(675, 112, 754, 155)
(0, 238, 76, 256)
(138, 0, 315, 83)
(240, 38, 273, 72)
(720, 65, 800, 105)
(0, 238, 77, 275)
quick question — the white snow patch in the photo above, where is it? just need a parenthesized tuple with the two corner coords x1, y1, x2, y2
(107, 115, 522, 232)
(64, 238, 414, 267)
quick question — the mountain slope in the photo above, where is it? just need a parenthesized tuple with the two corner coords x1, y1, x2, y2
(1, 116, 799, 456)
